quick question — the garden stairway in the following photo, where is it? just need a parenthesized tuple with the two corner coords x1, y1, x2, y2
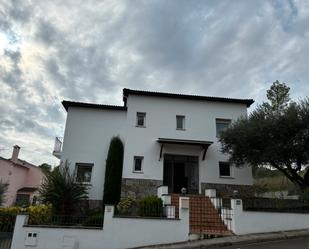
(171, 194, 232, 236)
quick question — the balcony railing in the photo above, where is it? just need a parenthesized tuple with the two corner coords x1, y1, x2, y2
(52, 137, 63, 159)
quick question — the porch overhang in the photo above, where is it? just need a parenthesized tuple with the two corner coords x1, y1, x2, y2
(157, 138, 213, 161)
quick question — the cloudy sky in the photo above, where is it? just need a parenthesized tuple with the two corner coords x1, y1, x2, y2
(0, 0, 308, 166)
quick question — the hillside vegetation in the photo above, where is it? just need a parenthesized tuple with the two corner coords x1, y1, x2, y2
(253, 167, 298, 193)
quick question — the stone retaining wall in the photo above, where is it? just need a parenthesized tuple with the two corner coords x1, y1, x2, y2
(121, 178, 163, 198)
(201, 183, 255, 198)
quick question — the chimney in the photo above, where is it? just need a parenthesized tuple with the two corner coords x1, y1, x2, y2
(11, 145, 20, 163)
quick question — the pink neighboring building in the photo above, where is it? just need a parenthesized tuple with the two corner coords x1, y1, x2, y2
(0, 145, 44, 207)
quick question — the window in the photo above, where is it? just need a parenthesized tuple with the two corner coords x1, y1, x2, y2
(216, 119, 231, 137)
(219, 162, 231, 177)
(176, 115, 185, 130)
(136, 112, 146, 127)
(15, 194, 30, 206)
(133, 156, 143, 172)
(76, 163, 93, 183)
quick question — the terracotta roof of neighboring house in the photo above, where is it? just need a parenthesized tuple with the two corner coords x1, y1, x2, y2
(17, 187, 38, 193)
(0, 156, 28, 169)
(15, 159, 37, 168)
(62, 101, 127, 112)
(0, 156, 39, 169)
(123, 88, 255, 107)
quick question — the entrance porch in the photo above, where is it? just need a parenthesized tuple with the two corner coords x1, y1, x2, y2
(163, 154, 199, 194)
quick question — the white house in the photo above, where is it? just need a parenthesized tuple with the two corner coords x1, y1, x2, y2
(54, 88, 254, 204)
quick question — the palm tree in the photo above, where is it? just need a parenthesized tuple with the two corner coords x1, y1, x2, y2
(0, 181, 8, 206)
(39, 163, 88, 215)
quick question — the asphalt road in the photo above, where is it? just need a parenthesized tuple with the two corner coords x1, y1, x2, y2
(221, 237, 309, 249)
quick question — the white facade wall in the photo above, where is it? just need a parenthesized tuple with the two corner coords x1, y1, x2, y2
(11, 202, 189, 249)
(61, 107, 126, 200)
(123, 95, 252, 186)
(60, 94, 253, 200)
(231, 199, 309, 235)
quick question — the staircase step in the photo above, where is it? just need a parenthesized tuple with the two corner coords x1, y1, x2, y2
(171, 194, 231, 236)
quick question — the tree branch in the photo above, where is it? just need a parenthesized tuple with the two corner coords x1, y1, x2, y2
(270, 161, 303, 188)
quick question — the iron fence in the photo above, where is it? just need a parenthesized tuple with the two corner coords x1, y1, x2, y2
(206, 197, 233, 235)
(243, 197, 309, 213)
(0, 214, 16, 233)
(27, 214, 103, 227)
(0, 214, 16, 249)
(114, 205, 169, 218)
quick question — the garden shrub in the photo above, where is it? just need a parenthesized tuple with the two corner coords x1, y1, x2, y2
(138, 196, 163, 217)
(117, 197, 137, 215)
(0, 206, 21, 232)
(27, 204, 52, 225)
(0, 206, 22, 214)
(0, 204, 52, 226)
(39, 163, 89, 215)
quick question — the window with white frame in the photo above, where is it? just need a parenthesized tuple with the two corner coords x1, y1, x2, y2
(176, 115, 185, 130)
(216, 119, 231, 137)
(133, 156, 143, 172)
(219, 162, 231, 177)
(76, 163, 93, 183)
(136, 112, 146, 127)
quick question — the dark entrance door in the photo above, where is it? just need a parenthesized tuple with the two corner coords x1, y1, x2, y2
(173, 162, 186, 193)
(163, 154, 199, 194)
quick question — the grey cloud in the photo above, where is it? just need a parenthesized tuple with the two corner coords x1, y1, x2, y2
(36, 20, 60, 46)
(0, 0, 309, 165)
(8, 0, 32, 23)
(1, 50, 23, 87)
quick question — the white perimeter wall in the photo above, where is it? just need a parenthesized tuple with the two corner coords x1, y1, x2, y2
(231, 199, 309, 235)
(11, 203, 189, 249)
(123, 95, 253, 187)
(60, 107, 127, 200)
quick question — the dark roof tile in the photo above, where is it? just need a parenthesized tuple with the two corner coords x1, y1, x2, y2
(62, 101, 127, 112)
(123, 88, 254, 107)
(17, 187, 37, 192)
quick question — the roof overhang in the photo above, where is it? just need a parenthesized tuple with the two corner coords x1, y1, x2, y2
(17, 187, 37, 193)
(157, 138, 213, 161)
(123, 88, 254, 107)
(62, 101, 127, 112)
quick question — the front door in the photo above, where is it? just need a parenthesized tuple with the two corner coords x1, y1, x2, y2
(163, 154, 199, 194)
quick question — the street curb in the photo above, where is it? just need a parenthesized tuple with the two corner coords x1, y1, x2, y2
(134, 229, 309, 249)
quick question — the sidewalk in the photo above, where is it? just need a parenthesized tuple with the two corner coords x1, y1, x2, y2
(135, 229, 309, 249)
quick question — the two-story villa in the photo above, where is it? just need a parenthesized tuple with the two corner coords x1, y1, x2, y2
(54, 89, 254, 204)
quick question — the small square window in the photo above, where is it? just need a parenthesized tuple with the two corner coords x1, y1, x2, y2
(176, 115, 185, 130)
(133, 156, 143, 172)
(219, 162, 231, 177)
(136, 112, 146, 127)
(76, 163, 93, 183)
(216, 119, 231, 137)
